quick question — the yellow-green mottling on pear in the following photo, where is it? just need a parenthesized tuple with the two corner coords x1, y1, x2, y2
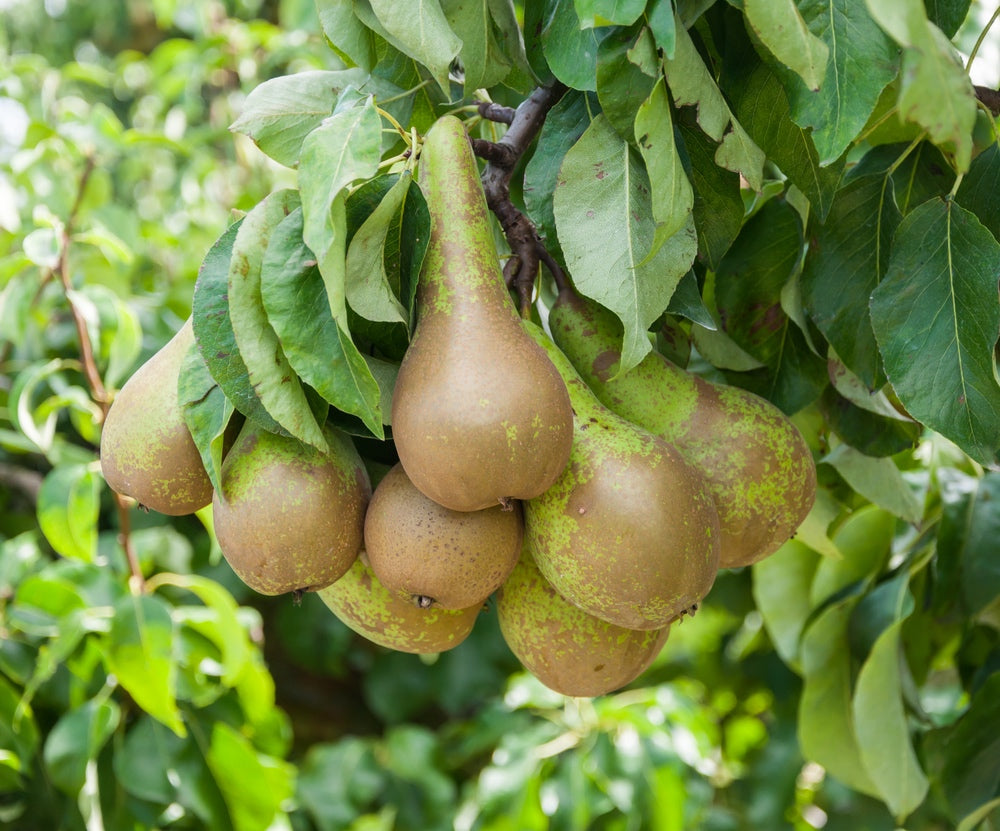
(212, 420, 371, 596)
(318, 553, 481, 654)
(364, 463, 523, 609)
(391, 115, 573, 512)
(99, 318, 213, 515)
(522, 322, 721, 631)
(549, 290, 817, 569)
(497, 549, 670, 697)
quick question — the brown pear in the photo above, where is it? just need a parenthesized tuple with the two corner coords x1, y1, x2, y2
(497, 549, 670, 697)
(212, 420, 370, 595)
(549, 290, 817, 568)
(364, 463, 523, 609)
(100, 318, 213, 515)
(391, 115, 573, 512)
(523, 322, 720, 630)
(318, 553, 481, 654)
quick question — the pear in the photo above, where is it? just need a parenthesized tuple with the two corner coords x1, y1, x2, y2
(522, 322, 720, 631)
(497, 549, 670, 697)
(548, 290, 816, 568)
(364, 463, 523, 609)
(391, 115, 573, 512)
(318, 553, 481, 654)
(213, 421, 370, 595)
(100, 318, 213, 515)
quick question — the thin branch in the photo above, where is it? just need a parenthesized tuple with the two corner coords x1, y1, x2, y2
(478, 101, 516, 125)
(473, 82, 568, 317)
(974, 85, 1000, 117)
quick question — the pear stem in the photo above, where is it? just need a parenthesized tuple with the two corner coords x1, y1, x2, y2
(472, 83, 568, 318)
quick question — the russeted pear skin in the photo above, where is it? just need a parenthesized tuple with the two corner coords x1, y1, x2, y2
(391, 115, 573, 512)
(213, 421, 370, 595)
(548, 291, 817, 568)
(318, 554, 481, 654)
(522, 323, 720, 630)
(498, 550, 670, 698)
(100, 318, 213, 515)
(364, 463, 523, 609)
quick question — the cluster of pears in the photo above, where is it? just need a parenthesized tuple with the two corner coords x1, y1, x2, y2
(99, 115, 816, 698)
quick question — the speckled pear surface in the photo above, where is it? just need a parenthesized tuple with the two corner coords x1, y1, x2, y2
(212, 421, 370, 595)
(318, 554, 481, 654)
(498, 550, 670, 697)
(391, 115, 573, 512)
(549, 291, 817, 568)
(522, 322, 720, 630)
(100, 318, 213, 515)
(364, 462, 523, 609)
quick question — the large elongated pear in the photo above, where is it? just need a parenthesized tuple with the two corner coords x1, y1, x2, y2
(213, 421, 370, 595)
(549, 290, 817, 568)
(498, 550, 670, 697)
(318, 554, 481, 654)
(391, 115, 573, 512)
(100, 318, 213, 515)
(523, 323, 720, 631)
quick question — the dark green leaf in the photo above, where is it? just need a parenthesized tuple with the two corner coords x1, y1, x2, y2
(227, 189, 327, 450)
(193, 220, 285, 436)
(553, 113, 698, 373)
(114, 715, 184, 804)
(956, 143, 1000, 243)
(870, 199, 1000, 466)
(298, 739, 385, 829)
(818, 385, 922, 457)
(43, 699, 120, 795)
(938, 471, 1000, 619)
(734, 62, 844, 219)
(596, 23, 656, 140)
(179, 342, 234, 493)
(802, 171, 902, 388)
(261, 208, 384, 437)
(665, 269, 714, 328)
(541, 0, 602, 91)
(925, 0, 973, 37)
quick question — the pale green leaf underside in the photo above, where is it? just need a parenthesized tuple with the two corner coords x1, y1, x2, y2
(744, 0, 829, 91)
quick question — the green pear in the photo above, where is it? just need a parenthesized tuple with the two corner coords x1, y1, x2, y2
(318, 553, 481, 654)
(391, 115, 573, 512)
(548, 290, 817, 568)
(522, 322, 720, 631)
(100, 318, 213, 515)
(364, 462, 523, 609)
(497, 548, 670, 697)
(213, 421, 370, 595)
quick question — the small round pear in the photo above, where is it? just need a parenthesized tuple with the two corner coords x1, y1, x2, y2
(100, 318, 213, 515)
(498, 552, 670, 697)
(318, 554, 481, 654)
(365, 463, 523, 609)
(213, 421, 370, 595)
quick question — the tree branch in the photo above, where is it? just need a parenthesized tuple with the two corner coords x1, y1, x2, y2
(473, 83, 568, 317)
(975, 85, 1000, 116)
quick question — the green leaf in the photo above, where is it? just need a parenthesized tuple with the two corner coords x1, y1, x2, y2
(938, 471, 1000, 618)
(36, 464, 100, 562)
(261, 207, 384, 437)
(541, 0, 602, 91)
(646, 0, 675, 58)
(925, 0, 973, 37)
(553, 114, 698, 374)
(442, 0, 512, 91)
(752, 539, 821, 666)
(345, 172, 410, 324)
(771, 0, 898, 165)
(43, 698, 121, 795)
(114, 715, 185, 803)
(634, 76, 694, 250)
(106, 593, 184, 737)
(230, 69, 403, 168)
(801, 171, 902, 388)
(798, 599, 879, 796)
(734, 62, 844, 219)
(821, 443, 923, 523)
(870, 199, 1000, 466)
(193, 220, 285, 436)
(207, 722, 295, 831)
(665, 20, 765, 191)
(300, 99, 383, 315)
(316, 0, 378, 68)
(595, 23, 656, 141)
(865, 0, 976, 172)
(811, 504, 894, 607)
(575, 0, 645, 26)
(744, 0, 829, 91)
(818, 384, 922, 457)
(178, 343, 234, 494)
(227, 189, 327, 451)
(852, 607, 930, 819)
(367, 0, 462, 93)
(956, 143, 1000, 243)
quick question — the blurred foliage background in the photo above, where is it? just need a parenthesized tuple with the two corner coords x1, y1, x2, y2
(0, 1, 998, 830)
